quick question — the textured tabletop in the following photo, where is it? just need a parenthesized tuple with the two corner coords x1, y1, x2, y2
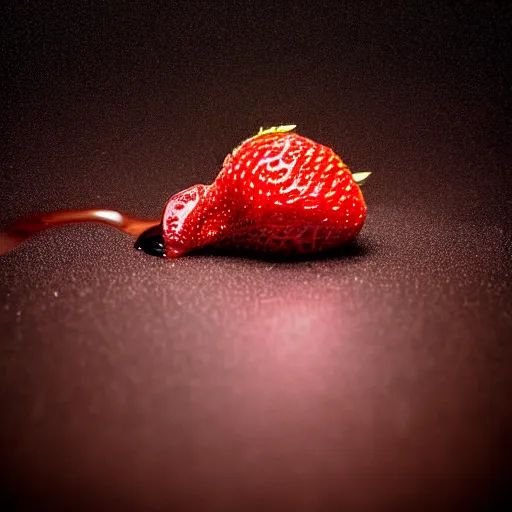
(1, 1, 510, 510)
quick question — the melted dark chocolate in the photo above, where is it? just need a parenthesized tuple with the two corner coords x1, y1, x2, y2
(134, 224, 166, 258)
(0, 209, 159, 256)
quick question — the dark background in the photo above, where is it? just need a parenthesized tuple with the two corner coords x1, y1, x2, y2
(1, 1, 511, 510)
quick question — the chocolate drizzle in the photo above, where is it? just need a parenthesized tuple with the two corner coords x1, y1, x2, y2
(134, 224, 166, 258)
(0, 209, 159, 256)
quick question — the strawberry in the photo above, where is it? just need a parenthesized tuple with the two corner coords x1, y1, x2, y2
(157, 126, 370, 258)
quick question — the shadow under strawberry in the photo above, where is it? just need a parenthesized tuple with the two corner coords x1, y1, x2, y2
(188, 237, 374, 263)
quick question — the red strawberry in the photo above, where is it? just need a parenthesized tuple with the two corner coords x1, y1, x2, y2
(158, 126, 369, 258)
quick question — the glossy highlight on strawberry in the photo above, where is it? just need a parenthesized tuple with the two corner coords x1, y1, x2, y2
(159, 126, 369, 258)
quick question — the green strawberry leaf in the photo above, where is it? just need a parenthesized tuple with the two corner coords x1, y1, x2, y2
(236, 125, 298, 151)
(352, 172, 371, 185)
(256, 125, 297, 137)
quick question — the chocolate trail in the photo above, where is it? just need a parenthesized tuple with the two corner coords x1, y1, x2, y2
(0, 209, 160, 256)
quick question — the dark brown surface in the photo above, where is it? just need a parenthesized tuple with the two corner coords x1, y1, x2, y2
(1, 1, 511, 510)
